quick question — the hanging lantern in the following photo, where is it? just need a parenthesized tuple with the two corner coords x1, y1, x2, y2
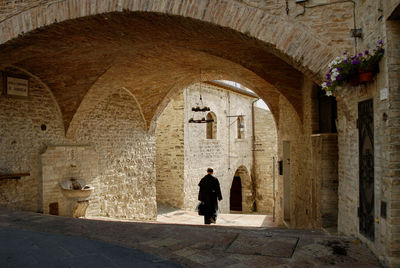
(189, 69, 214, 124)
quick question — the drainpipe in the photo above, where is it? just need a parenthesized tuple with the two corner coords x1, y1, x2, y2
(251, 98, 259, 211)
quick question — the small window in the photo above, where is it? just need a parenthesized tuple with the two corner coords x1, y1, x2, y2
(206, 112, 217, 139)
(237, 116, 245, 139)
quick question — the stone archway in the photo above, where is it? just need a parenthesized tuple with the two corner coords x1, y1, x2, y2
(0, 0, 338, 81)
(233, 166, 253, 213)
(0, 1, 337, 230)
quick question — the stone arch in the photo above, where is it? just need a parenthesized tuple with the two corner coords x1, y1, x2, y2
(7, 65, 64, 133)
(0, 0, 337, 81)
(0, 10, 317, 135)
(149, 65, 286, 136)
(232, 165, 253, 213)
(66, 64, 147, 139)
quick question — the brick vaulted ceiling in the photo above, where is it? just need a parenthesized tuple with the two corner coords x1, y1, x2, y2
(0, 12, 304, 133)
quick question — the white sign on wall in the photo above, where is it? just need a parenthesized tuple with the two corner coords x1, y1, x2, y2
(6, 75, 29, 97)
(380, 88, 388, 101)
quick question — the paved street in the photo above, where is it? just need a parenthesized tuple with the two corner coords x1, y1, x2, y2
(0, 207, 381, 267)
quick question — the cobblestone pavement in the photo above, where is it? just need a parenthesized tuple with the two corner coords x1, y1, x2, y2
(0, 208, 381, 267)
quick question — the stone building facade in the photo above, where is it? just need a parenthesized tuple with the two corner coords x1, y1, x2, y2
(0, 0, 399, 266)
(156, 82, 277, 214)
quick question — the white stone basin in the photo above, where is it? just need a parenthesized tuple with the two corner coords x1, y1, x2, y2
(61, 187, 94, 199)
(60, 179, 94, 200)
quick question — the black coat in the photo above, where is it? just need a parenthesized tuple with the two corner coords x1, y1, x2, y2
(198, 174, 222, 215)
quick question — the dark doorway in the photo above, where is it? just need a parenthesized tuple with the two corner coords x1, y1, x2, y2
(358, 99, 374, 241)
(318, 91, 337, 133)
(230, 176, 242, 211)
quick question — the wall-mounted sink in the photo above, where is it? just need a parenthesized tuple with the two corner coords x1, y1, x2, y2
(61, 187, 93, 199)
(59, 178, 94, 218)
(60, 178, 94, 200)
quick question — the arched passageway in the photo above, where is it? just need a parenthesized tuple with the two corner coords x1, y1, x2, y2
(2, 1, 399, 266)
(156, 81, 278, 217)
(0, 7, 337, 135)
(0, 8, 332, 231)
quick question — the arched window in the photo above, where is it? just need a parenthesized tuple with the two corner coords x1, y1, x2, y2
(237, 116, 244, 139)
(206, 112, 217, 139)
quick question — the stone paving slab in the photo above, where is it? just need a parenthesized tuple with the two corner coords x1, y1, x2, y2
(0, 208, 382, 268)
(156, 209, 278, 228)
(0, 226, 184, 268)
(226, 233, 298, 258)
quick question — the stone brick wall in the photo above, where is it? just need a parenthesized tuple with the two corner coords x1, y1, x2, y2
(385, 16, 400, 268)
(334, 2, 400, 267)
(276, 77, 312, 228)
(183, 83, 255, 213)
(73, 87, 156, 220)
(155, 89, 184, 208)
(0, 67, 65, 212)
(311, 134, 338, 229)
(0, 68, 157, 220)
(41, 146, 98, 217)
(254, 107, 277, 214)
(156, 82, 276, 214)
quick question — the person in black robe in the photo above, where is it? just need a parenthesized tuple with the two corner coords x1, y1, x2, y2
(198, 168, 222, 224)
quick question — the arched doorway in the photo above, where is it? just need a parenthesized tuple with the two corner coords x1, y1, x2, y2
(231, 166, 253, 213)
(230, 176, 242, 212)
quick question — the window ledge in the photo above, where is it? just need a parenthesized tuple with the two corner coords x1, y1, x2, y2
(0, 173, 30, 180)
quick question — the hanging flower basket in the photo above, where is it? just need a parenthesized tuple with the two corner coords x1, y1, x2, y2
(321, 40, 384, 95)
(349, 75, 360, 86)
(358, 70, 373, 84)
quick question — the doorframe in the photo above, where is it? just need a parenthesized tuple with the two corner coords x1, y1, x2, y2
(283, 141, 291, 224)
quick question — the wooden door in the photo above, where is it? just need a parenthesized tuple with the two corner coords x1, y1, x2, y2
(358, 99, 374, 241)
